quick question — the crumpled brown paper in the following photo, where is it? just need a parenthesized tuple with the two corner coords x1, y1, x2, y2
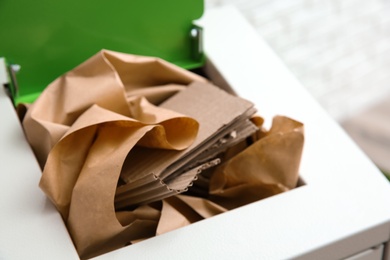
(21, 49, 304, 259)
(22, 50, 206, 259)
(154, 115, 304, 234)
(157, 195, 227, 235)
(208, 115, 304, 209)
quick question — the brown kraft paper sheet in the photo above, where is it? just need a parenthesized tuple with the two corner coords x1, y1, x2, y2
(21, 49, 304, 259)
(22, 50, 205, 259)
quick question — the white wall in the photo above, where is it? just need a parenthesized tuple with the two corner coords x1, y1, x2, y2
(205, 0, 390, 121)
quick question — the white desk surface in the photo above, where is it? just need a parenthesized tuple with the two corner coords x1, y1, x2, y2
(1, 6, 390, 260)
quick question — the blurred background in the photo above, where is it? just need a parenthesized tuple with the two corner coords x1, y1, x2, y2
(205, 0, 390, 176)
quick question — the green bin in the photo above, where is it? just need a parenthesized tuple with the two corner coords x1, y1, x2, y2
(0, 0, 205, 104)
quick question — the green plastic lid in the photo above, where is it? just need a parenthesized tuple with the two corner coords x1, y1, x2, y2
(0, 0, 204, 104)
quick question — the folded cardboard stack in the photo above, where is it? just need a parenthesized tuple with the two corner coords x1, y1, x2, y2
(116, 81, 258, 209)
(20, 50, 304, 259)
